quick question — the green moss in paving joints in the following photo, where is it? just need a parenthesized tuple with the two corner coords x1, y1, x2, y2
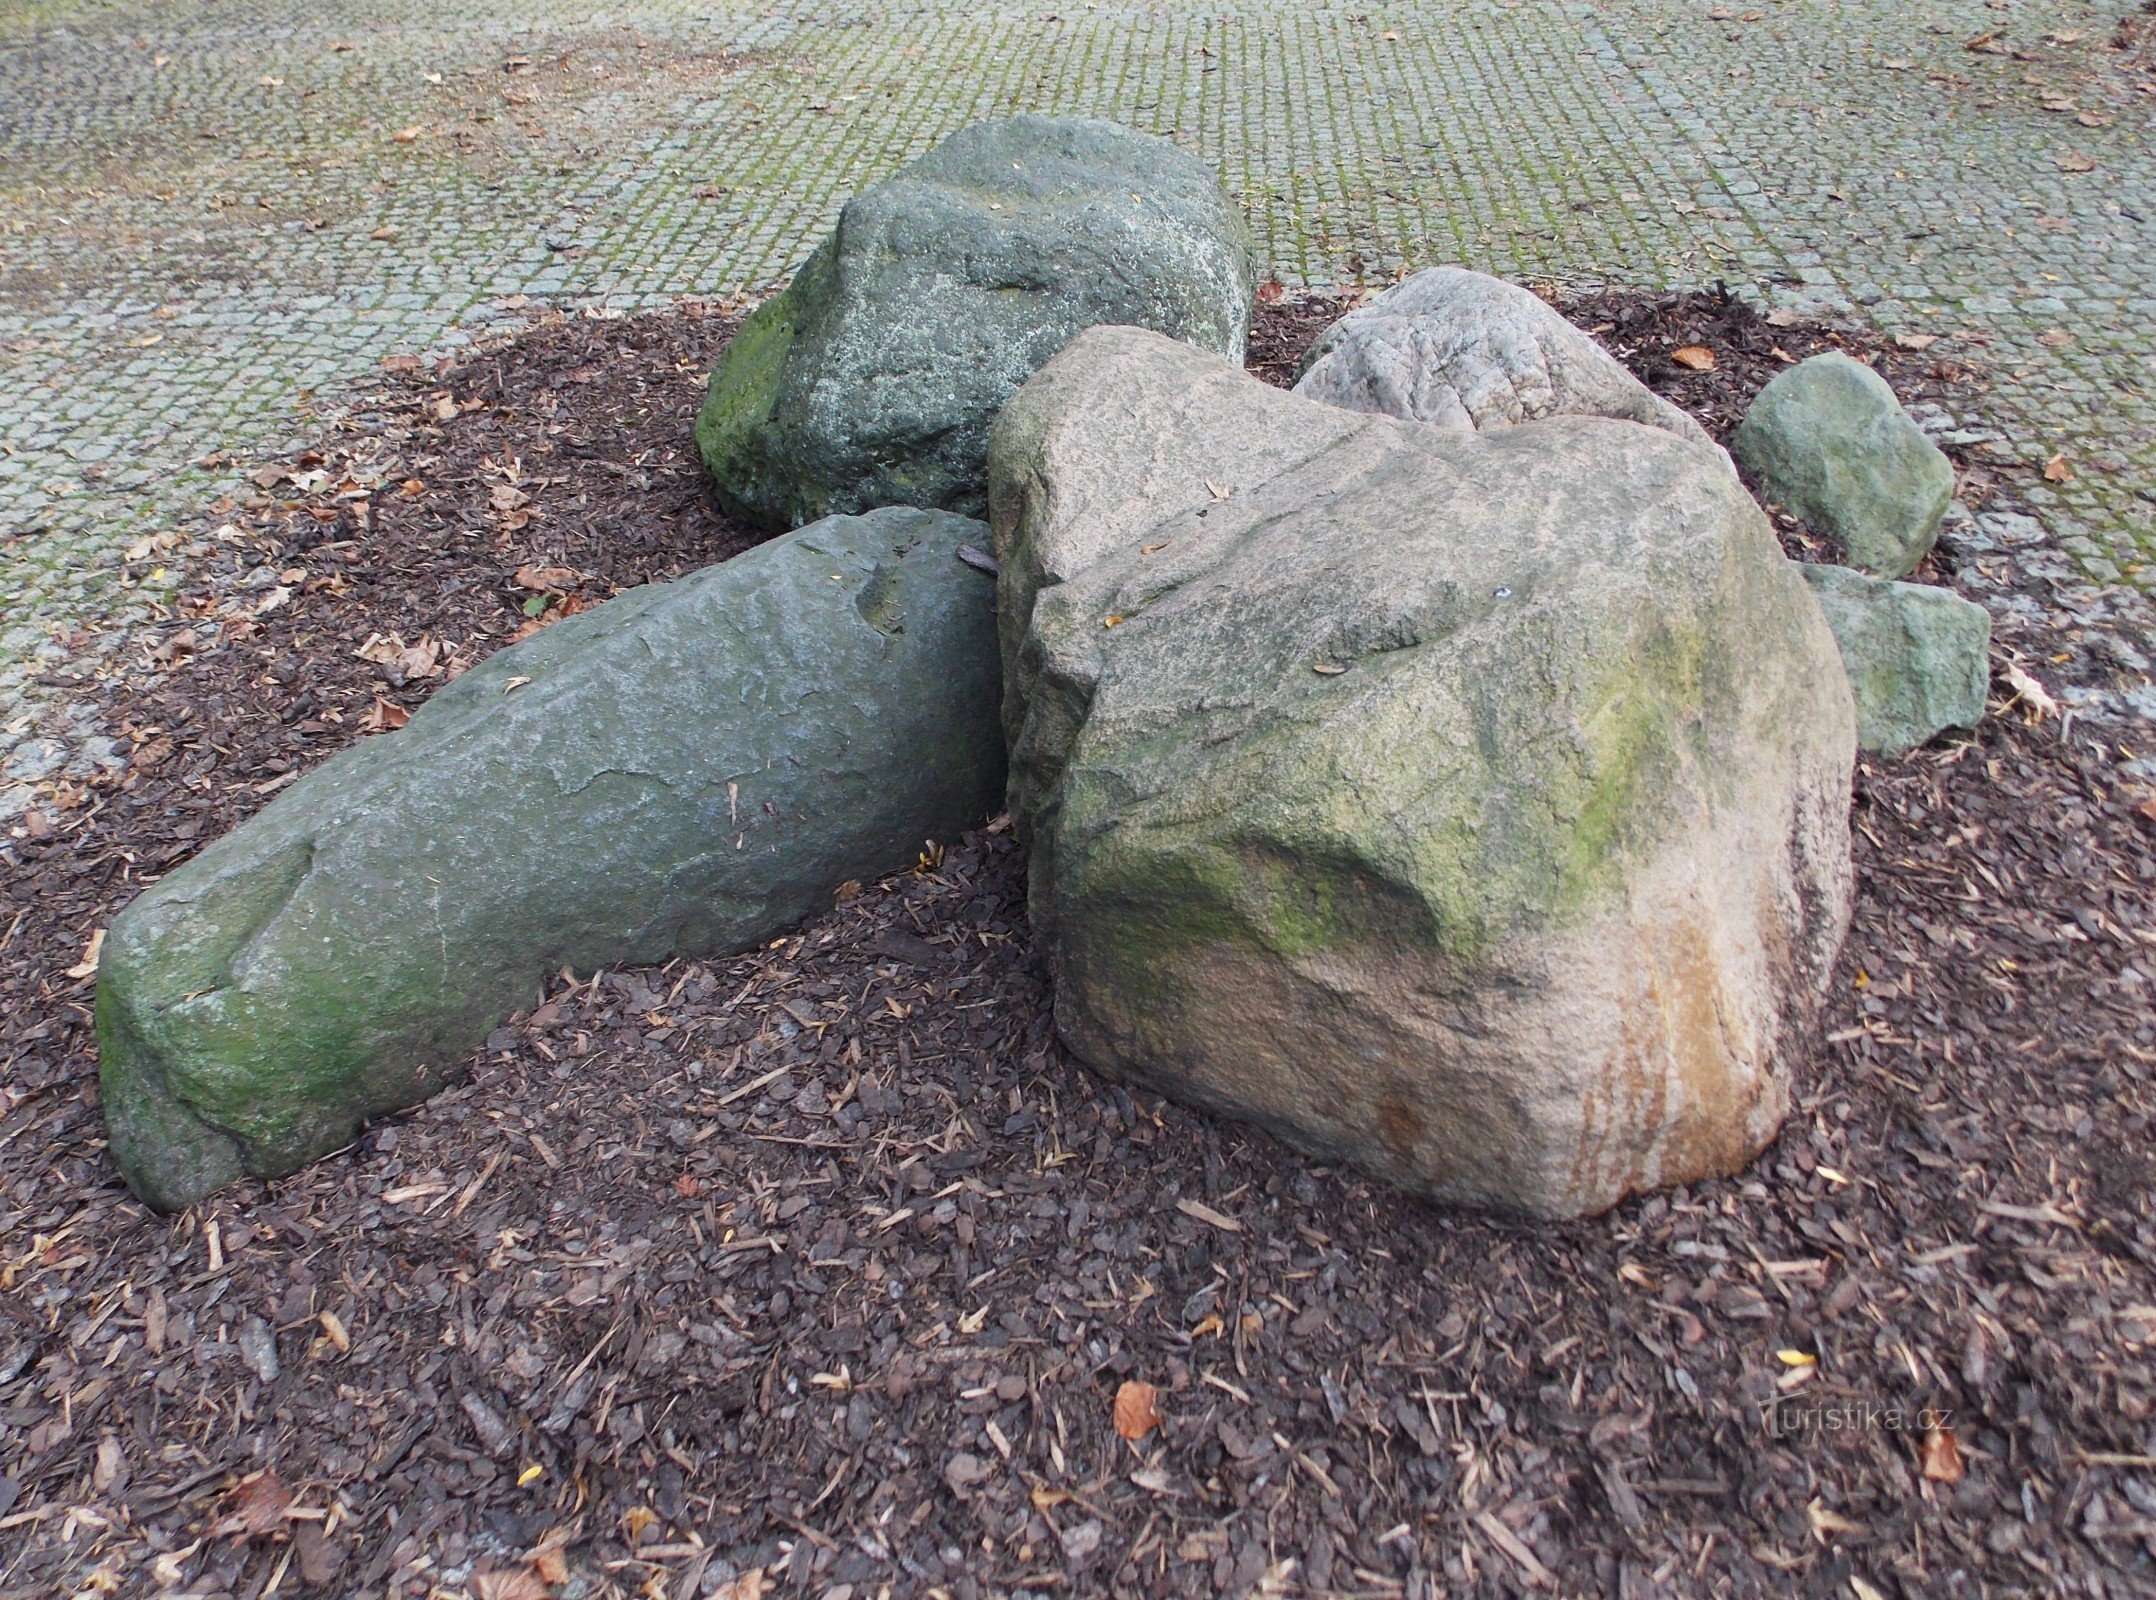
(0, 0, 2149, 734)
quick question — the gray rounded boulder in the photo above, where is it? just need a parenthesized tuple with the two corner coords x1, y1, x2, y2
(695, 115, 1255, 531)
(98, 508, 1004, 1212)
(1294, 266, 1719, 454)
(1734, 353, 1955, 579)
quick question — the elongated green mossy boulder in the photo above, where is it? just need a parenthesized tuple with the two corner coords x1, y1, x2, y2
(99, 508, 1003, 1210)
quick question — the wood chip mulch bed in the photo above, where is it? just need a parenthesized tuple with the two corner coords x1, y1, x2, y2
(2, 289, 2154, 1600)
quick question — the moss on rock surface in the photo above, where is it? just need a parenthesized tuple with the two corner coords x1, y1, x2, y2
(991, 328, 1857, 1218)
(695, 115, 1254, 531)
(99, 508, 1004, 1211)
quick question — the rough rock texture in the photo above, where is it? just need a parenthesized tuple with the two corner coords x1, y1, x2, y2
(1292, 266, 1717, 452)
(990, 327, 1856, 1219)
(1733, 352, 1954, 578)
(98, 508, 1003, 1211)
(1800, 563, 1991, 756)
(695, 115, 1255, 531)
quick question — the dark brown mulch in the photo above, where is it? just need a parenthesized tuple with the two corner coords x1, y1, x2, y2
(2, 295, 2154, 1600)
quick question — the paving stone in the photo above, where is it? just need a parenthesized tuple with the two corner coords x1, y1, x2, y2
(0, 0, 2150, 735)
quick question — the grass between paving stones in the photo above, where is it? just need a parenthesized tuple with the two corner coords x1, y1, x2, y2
(0, 296, 2153, 1599)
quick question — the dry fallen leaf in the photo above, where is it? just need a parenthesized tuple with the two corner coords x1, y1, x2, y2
(2043, 453, 2071, 483)
(2038, 329, 2073, 347)
(2055, 151, 2096, 172)
(393, 125, 423, 144)
(65, 929, 105, 980)
(709, 1569, 765, 1600)
(1892, 332, 1940, 351)
(2002, 662, 2059, 720)
(531, 1546, 569, 1585)
(2136, 797, 2156, 826)
(362, 696, 411, 733)
(472, 1569, 551, 1600)
(1920, 1422, 1965, 1483)
(207, 1469, 294, 1543)
(394, 638, 444, 680)
(513, 564, 579, 592)
(150, 1542, 203, 1588)
(1670, 345, 1715, 371)
(1806, 1497, 1861, 1540)
(1112, 1379, 1162, 1441)
(1255, 278, 1285, 303)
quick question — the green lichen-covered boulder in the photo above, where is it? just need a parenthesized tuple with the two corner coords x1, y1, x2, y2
(694, 115, 1254, 531)
(1733, 352, 1955, 579)
(1799, 563, 1990, 756)
(990, 328, 1857, 1219)
(98, 508, 1003, 1212)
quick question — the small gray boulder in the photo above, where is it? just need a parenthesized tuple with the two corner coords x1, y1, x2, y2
(1734, 353, 1954, 578)
(1799, 563, 1990, 756)
(1293, 267, 1718, 452)
(98, 508, 1004, 1211)
(695, 115, 1255, 531)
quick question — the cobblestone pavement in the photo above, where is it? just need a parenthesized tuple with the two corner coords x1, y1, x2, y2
(2, 0, 2151, 763)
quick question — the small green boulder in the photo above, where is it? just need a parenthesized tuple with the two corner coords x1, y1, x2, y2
(1799, 562, 1990, 755)
(99, 508, 1003, 1211)
(695, 115, 1255, 531)
(1734, 352, 1955, 578)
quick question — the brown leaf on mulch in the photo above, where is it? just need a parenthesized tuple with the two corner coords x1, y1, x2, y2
(470, 1566, 551, 1600)
(205, 1468, 293, 1543)
(1921, 1421, 1967, 1484)
(1112, 1379, 1162, 1441)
